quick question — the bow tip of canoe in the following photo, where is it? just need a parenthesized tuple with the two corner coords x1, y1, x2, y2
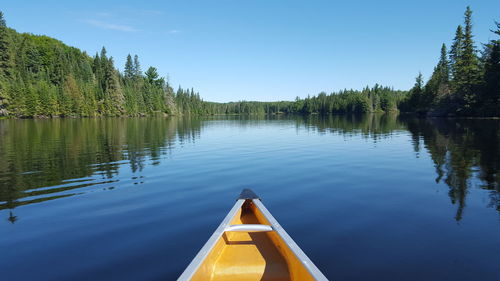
(238, 188, 260, 200)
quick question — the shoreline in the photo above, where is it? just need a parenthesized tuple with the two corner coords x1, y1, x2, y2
(1, 112, 499, 120)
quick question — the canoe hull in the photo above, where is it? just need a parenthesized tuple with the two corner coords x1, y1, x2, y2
(178, 192, 327, 281)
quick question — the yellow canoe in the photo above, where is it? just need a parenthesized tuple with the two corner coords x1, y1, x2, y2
(178, 189, 328, 281)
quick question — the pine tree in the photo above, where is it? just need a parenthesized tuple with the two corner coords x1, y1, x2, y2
(100, 47, 107, 60)
(438, 44, 450, 83)
(425, 44, 451, 106)
(450, 25, 464, 85)
(408, 73, 425, 113)
(133, 55, 141, 78)
(92, 52, 104, 102)
(124, 54, 134, 80)
(103, 57, 124, 115)
(482, 21, 500, 115)
(63, 74, 84, 116)
(414, 73, 423, 94)
(92, 52, 100, 75)
(145, 67, 159, 84)
(457, 6, 481, 112)
(0, 10, 11, 78)
(36, 80, 58, 116)
(24, 84, 39, 117)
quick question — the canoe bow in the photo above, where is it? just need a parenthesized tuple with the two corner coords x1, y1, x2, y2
(178, 189, 328, 281)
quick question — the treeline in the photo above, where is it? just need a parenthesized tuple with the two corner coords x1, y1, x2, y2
(0, 11, 197, 117)
(0, 9, 408, 118)
(194, 8, 499, 117)
(402, 7, 500, 116)
(291, 6, 499, 117)
(174, 86, 407, 115)
(0, 7, 498, 118)
(293, 86, 407, 114)
(196, 101, 294, 115)
(196, 6, 499, 117)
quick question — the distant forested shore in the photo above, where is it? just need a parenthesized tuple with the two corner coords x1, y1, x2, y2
(0, 6, 498, 118)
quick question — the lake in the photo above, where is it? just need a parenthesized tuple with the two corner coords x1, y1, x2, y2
(0, 115, 499, 281)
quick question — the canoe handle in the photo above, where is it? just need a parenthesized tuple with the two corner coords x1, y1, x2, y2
(224, 224, 273, 232)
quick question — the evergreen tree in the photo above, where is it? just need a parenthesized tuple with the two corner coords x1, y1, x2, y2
(407, 73, 425, 114)
(456, 6, 481, 113)
(124, 54, 134, 80)
(0, 11, 11, 77)
(133, 55, 141, 78)
(24, 84, 39, 117)
(145, 66, 164, 87)
(102, 57, 124, 115)
(481, 21, 500, 115)
(414, 73, 423, 94)
(438, 44, 450, 83)
(0, 11, 12, 116)
(0, 11, 4, 27)
(100, 47, 107, 60)
(62, 74, 84, 116)
(425, 44, 451, 106)
(450, 25, 464, 85)
(92, 52, 104, 101)
(36, 80, 58, 116)
(145, 67, 159, 83)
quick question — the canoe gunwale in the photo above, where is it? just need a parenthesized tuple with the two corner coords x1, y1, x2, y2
(177, 199, 245, 281)
(252, 199, 328, 280)
(177, 198, 328, 280)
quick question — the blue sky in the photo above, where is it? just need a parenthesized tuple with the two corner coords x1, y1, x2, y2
(2, 0, 499, 102)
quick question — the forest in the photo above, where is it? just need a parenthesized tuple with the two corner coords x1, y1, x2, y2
(0, 6, 498, 118)
(402, 7, 500, 117)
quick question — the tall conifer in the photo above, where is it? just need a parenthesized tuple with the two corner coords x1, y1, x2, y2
(0, 11, 12, 77)
(482, 22, 500, 115)
(438, 44, 450, 82)
(133, 55, 141, 78)
(458, 6, 481, 112)
(450, 25, 464, 85)
(124, 54, 134, 80)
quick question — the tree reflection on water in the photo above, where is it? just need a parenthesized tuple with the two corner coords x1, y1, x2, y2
(0, 115, 498, 223)
(405, 117, 499, 221)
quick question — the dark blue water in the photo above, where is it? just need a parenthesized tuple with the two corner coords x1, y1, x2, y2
(0, 115, 499, 281)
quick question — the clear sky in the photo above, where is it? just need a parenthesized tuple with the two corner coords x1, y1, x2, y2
(2, 0, 499, 102)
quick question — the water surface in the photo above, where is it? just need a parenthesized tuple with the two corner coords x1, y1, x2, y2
(0, 115, 499, 281)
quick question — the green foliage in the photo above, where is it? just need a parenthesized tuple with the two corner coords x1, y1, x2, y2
(133, 55, 141, 77)
(290, 85, 406, 114)
(481, 22, 500, 116)
(453, 6, 482, 114)
(36, 80, 58, 116)
(450, 25, 464, 85)
(402, 73, 426, 114)
(0, 11, 12, 78)
(0, 10, 177, 118)
(0, 7, 498, 118)
(190, 85, 406, 116)
(124, 54, 134, 80)
(425, 44, 451, 105)
(404, 6, 499, 117)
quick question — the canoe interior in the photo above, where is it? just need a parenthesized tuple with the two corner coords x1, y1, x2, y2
(190, 200, 315, 281)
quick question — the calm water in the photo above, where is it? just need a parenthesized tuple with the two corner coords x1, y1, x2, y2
(0, 115, 499, 281)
